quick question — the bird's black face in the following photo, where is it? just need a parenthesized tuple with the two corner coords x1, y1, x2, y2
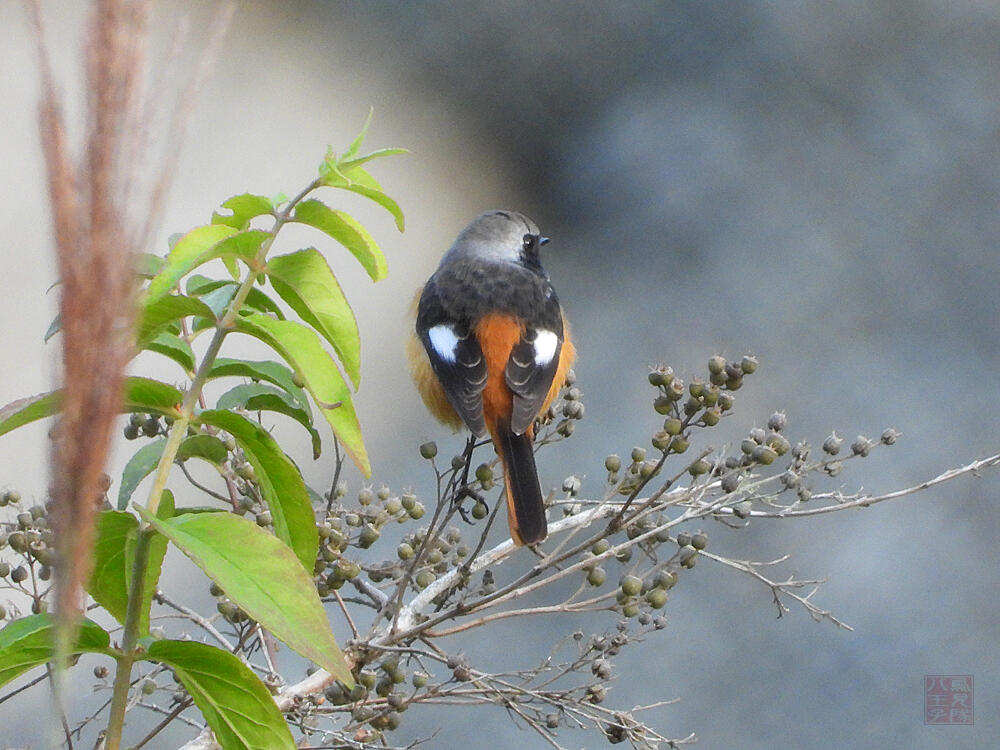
(520, 233, 549, 273)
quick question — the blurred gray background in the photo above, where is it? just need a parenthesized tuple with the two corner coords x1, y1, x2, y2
(2, 1, 998, 747)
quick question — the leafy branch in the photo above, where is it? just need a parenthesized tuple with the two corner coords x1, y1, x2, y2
(1, 117, 405, 748)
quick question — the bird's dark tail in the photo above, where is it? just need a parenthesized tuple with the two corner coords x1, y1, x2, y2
(495, 419, 547, 546)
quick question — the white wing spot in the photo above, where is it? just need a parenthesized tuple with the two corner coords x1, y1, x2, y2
(428, 324, 460, 363)
(533, 329, 559, 366)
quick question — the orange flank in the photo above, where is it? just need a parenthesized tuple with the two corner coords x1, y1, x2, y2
(407, 330, 463, 431)
(547, 314, 575, 413)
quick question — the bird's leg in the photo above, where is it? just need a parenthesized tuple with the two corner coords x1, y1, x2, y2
(458, 434, 476, 486)
(453, 434, 486, 523)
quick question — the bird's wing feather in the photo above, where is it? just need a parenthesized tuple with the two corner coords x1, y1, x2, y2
(506, 327, 563, 435)
(417, 282, 488, 436)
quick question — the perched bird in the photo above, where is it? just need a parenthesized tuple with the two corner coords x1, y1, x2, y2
(408, 210, 575, 545)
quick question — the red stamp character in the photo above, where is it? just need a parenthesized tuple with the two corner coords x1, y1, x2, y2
(924, 675, 973, 725)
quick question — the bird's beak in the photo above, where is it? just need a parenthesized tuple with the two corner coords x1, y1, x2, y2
(539, 236, 550, 246)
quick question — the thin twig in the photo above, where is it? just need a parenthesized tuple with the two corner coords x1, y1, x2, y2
(334, 590, 360, 639)
(131, 697, 194, 750)
(426, 592, 616, 637)
(153, 590, 235, 656)
(178, 461, 232, 504)
(741, 453, 1000, 519)
(0, 671, 49, 705)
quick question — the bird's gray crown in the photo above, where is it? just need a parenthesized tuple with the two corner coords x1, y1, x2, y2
(439, 210, 541, 267)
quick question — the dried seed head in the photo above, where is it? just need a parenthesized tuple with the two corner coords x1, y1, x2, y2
(721, 472, 741, 494)
(651, 431, 671, 451)
(851, 436, 872, 457)
(688, 458, 711, 476)
(822, 433, 843, 455)
(619, 575, 642, 597)
(708, 355, 727, 375)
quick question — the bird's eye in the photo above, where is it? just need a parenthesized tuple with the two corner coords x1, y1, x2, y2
(522, 234, 537, 251)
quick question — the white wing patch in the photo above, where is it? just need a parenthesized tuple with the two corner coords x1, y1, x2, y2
(428, 324, 460, 363)
(533, 329, 559, 366)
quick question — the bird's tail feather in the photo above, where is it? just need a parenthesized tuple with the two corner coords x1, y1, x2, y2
(495, 419, 547, 545)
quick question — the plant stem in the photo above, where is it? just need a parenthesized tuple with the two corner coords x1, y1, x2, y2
(103, 529, 154, 750)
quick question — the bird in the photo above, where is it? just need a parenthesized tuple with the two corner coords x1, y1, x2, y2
(408, 210, 575, 546)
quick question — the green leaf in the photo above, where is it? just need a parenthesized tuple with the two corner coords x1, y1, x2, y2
(177, 434, 228, 465)
(207, 359, 312, 418)
(0, 615, 110, 688)
(118, 438, 167, 510)
(211, 193, 276, 230)
(199, 284, 239, 319)
(341, 107, 374, 161)
(305, 484, 325, 507)
(89, 502, 170, 636)
(186, 274, 285, 318)
(292, 200, 387, 281)
(135, 252, 166, 278)
(247, 289, 289, 317)
(216, 383, 322, 459)
(222, 254, 240, 280)
(267, 248, 361, 388)
(124, 377, 184, 416)
(88, 511, 137, 625)
(234, 314, 369, 476)
(338, 147, 409, 173)
(141, 491, 174, 635)
(319, 111, 407, 203)
(185, 274, 220, 295)
(145, 332, 196, 372)
(138, 510, 352, 685)
(137, 294, 216, 348)
(187, 278, 285, 319)
(318, 145, 350, 187)
(44, 314, 61, 343)
(196, 410, 317, 568)
(124, 530, 166, 637)
(0, 391, 60, 438)
(146, 225, 240, 304)
(335, 165, 405, 232)
(206, 230, 271, 268)
(147, 640, 295, 750)
(0, 378, 182, 440)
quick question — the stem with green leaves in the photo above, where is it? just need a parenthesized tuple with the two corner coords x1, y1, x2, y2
(102, 179, 319, 750)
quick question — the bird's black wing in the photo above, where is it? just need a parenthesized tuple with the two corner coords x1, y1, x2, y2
(416, 279, 488, 437)
(505, 326, 563, 436)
